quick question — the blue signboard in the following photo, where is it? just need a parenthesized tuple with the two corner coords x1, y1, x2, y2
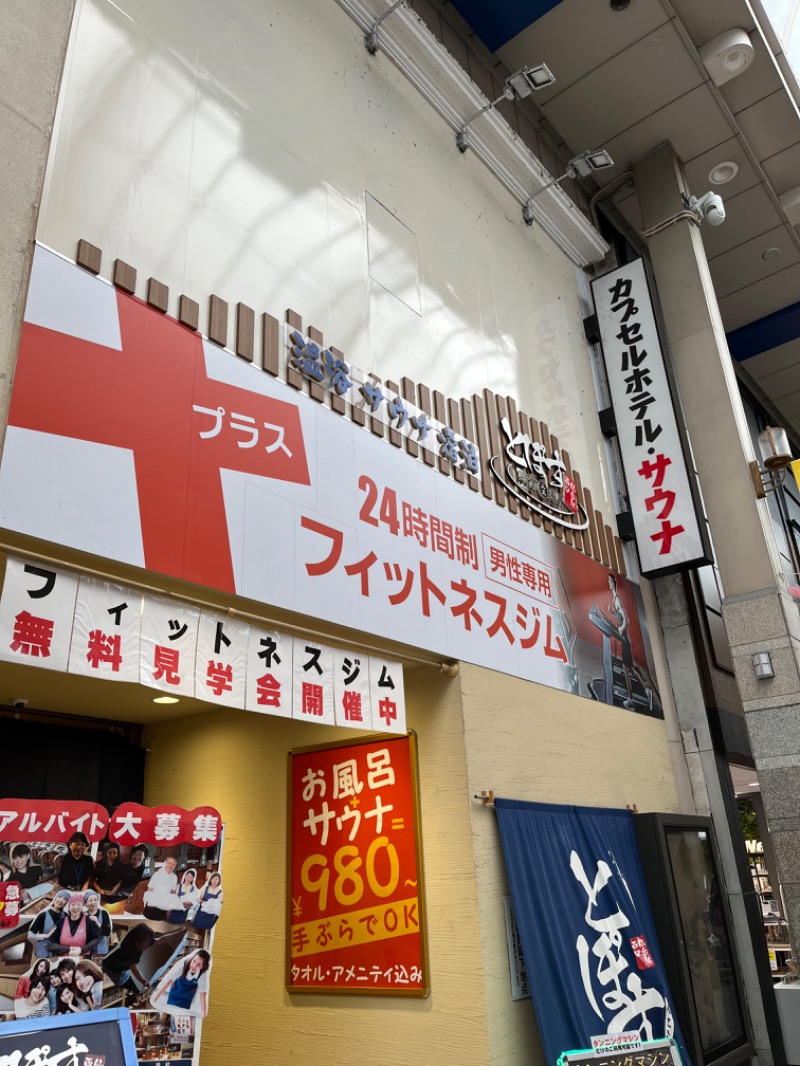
(495, 800, 690, 1066)
(0, 1006, 137, 1065)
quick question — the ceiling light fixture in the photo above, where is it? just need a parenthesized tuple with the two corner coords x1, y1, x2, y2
(699, 29, 754, 86)
(152, 695, 180, 704)
(610, 0, 631, 9)
(456, 63, 556, 153)
(762, 247, 781, 261)
(708, 161, 738, 185)
(522, 149, 614, 222)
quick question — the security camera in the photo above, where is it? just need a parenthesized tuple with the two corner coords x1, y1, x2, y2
(685, 191, 726, 227)
(10, 698, 28, 709)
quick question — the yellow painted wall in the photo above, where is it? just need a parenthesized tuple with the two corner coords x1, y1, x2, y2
(457, 663, 682, 1066)
(145, 655, 684, 1066)
(143, 663, 492, 1066)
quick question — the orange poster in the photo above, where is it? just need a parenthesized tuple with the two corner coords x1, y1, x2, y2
(287, 733, 429, 995)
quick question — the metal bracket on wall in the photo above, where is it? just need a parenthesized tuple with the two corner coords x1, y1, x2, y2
(472, 790, 495, 807)
(616, 509, 636, 541)
(583, 312, 601, 344)
(598, 406, 617, 437)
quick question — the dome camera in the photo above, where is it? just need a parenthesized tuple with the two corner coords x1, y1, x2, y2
(685, 191, 726, 227)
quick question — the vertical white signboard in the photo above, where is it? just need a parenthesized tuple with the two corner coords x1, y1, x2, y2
(592, 258, 711, 575)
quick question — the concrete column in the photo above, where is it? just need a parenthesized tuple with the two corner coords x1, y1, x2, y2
(0, 0, 75, 452)
(634, 142, 800, 1055)
(654, 572, 779, 1066)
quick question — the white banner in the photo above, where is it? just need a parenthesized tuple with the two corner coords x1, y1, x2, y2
(333, 648, 373, 730)
(245, 626, 294, 717)
(195, 611, 249, 706)
(0, 557, 406, 731)
(140, 595, 200, 696)
(68, 575, 141, 680)
(0, 558, 78, 671)
(591, 258, 710, 575)
(292, 639, 336, 726)
(369, 657, 406, 734)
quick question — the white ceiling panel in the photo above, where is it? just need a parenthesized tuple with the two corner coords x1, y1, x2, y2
(671, 0, 756, 44)
(497, 0, 668, 106)
(719, 32, 783, 114)
(758, 363, 800, 400)
(708, 224, 800, 298)
(718, 260, 800, 330)
(597, 84, 732, 183)
(744, 339, 800, 380)
(683, 137, 760, 200)
(762, 141, 800, 197)
(541, 23, 705, 151)
(700, 183, 782, 258)
(772, 389, 800, 418)
(736, 90, 800, 160)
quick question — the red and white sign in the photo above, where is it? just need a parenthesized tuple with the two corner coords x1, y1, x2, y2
(245, 626, 294, 718)
(195, 611, 248, 706)
(288, 733, 428, 994)
(140, 595, 200, 697)
(0, 245, 657, 711)
(69, 576, 141, 681)
(0, 558, 78, 671)
(591, 259, 711, 576)
(292, 641, 336, 726)
(333, 649, 373, 730)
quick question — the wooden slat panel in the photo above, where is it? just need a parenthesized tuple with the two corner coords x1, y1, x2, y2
(417, 384, 436, 467)
(483, 389, 506, 508)
(605, 525, 618, 572)
(261, 313, 279, 376)
(517, 411, 542, 527)
(615, 537, 627, 577)
(76, 239, 101, 275)
(583, 487, 602, 561)
(528, 417, 552, 534)
(448, 398, 466, 484)
(329, 347, 347, 415)
(179, 295, 199, 331)
(570, 469, 588, 553)
(235, 302, 255, 362)
(495, 396, 518, 515)
(459, 397, 480, 493)
(385, 380, 403, 448)
(306, 327, 326, 404)
(208, 294, 227, 344)
(286, 310, 303, 391)
(367, 374, 385, 438)
(471, 392, 493, 499)
(540, 421, 562, 541)
(401, 378, 419, 458)
(112, 259, 136, 294)
(596, 510, 610, 566)
(551, 435, 571, 546)
(147, 279, 169, 314)
(506, 398, 528, 522)
(433, 390, 450, 475)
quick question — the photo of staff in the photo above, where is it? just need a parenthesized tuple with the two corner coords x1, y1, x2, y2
(56, 833, 94, 891)
(166, 869, 200, 926)
(5, 844, 43, 893)
(142, 856, 180, 919)
(103, 923, 156, 992)
(191, 873, 223, 932)
(149, 948, 212, 1019)
(14, 958, 50, 1002)
(54, 960, 103, 1013)
(48, 958, 76, 1012)
(119, 843, 148, 898)
(91, 841, 125, 902)
(27, 889, 71, 956)
(83, 891, 112, 954)
(44, 892, 104, 957)
(14, 973, 50, 1019)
